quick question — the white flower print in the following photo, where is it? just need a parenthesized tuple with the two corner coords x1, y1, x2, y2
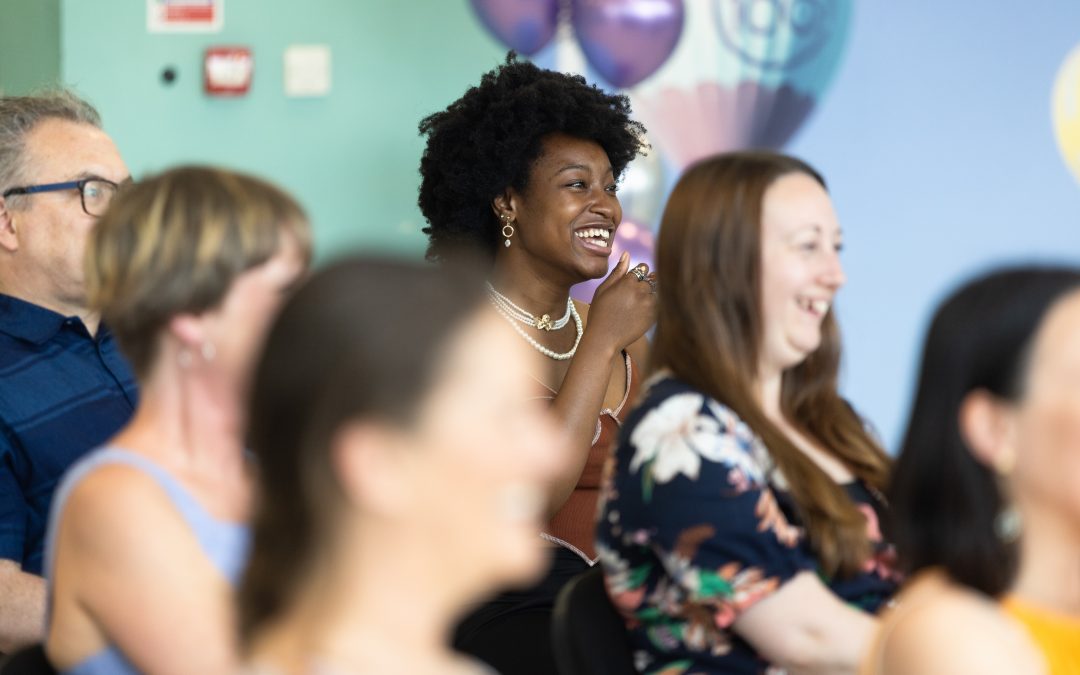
(705, 401, 771, 485)
(630, 394, 720, 484)
(630, 394, 770, 490)
(596, 542, 631, 591)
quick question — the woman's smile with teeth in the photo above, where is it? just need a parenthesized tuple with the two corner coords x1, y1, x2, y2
(798, 297, 830, 315)
(575, 228, 610, 246)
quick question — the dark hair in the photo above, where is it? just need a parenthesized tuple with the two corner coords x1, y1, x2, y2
(87, 166, 311, 377)
(652, 151, 891, 577)
(889, 266, 1080, 596)
(417, 53, 647, 262)
(238, 257, 488, 646)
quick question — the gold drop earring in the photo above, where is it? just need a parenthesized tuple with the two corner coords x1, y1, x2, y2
(501, 213, 515, 248)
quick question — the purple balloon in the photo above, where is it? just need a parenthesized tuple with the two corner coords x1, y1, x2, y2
(571, 0, 684, 88)
(470, 0, 560, 56)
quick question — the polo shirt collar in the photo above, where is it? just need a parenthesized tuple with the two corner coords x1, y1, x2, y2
(0, 293, 76, 345)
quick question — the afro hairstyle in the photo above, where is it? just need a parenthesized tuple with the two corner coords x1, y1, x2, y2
(417, 54, 647, 262)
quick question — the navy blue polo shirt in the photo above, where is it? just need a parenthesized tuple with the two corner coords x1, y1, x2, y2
(0, 293, 137, 575)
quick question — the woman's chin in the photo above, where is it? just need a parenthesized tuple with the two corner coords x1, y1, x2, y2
(576, 258, 613, 282)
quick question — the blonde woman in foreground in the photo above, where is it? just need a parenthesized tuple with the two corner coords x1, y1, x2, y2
(45, 167, 310, 675)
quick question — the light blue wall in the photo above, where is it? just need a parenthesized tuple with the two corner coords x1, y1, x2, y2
(787, 1, 1080, 445)
(60, 0, 506, 259)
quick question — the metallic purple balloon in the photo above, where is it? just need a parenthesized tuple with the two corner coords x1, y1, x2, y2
(469, 0, 560, 56)
(570, 0, 684, 88)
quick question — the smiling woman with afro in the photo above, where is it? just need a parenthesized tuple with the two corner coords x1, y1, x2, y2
(418, 54, 647, 261)
(416, 54, 658, 675)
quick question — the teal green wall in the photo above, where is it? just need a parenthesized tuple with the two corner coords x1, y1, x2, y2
(59, 0, 505, 259)
(0, 0, 61, 95)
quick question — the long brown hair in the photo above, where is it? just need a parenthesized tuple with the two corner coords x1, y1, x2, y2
(651, 151, 890, 577)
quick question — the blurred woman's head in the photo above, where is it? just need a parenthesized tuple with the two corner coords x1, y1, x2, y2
(417, 54, 647, 281)
(890, 266, 1080, 596)
(652, 151, 887, 577)
(239, 258, 565, 646)
(86, 166, 310, 401)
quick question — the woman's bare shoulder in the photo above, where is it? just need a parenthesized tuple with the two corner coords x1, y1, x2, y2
(59, 461, 194, 565)
(883, 585, 1046, 675)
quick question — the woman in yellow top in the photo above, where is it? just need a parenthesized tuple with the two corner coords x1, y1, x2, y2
(873, 267, 1080, 675)
(1004, 598, 1080, 675)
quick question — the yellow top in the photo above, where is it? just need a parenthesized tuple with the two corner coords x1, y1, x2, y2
(1004, 596, 1080, 675)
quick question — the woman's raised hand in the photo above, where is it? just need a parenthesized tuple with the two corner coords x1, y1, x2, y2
(585, 252, 658, 351)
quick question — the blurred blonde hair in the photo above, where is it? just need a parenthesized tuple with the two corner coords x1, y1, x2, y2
(86, 165, 311, 377)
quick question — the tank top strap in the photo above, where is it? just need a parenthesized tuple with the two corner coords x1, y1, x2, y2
(46, 446, 249, 585)
(616, 350, 639, 417)
(60, 447, 208, 530)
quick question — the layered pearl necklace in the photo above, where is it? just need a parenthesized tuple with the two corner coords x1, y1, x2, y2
(485, 282, 583, 361)
(486, 283, 572, 331)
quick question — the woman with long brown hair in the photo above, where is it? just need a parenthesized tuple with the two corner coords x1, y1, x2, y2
(596, 151, 898, 674)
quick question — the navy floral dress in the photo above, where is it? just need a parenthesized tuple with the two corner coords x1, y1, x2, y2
(595, 376, 900, 674)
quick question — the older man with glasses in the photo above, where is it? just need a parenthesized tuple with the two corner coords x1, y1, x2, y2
(0, 91, 136, 652)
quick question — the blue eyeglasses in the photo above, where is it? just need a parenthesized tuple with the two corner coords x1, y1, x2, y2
(2, 178, 122, 217)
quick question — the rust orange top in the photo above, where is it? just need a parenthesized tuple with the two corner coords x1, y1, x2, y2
(539, 351, 639, 562)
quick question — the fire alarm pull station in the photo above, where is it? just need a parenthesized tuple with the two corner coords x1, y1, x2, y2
(204, 47, 253, 96)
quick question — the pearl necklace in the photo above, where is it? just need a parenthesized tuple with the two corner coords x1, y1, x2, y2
(486, 289, 583, 361)
(485, 282, 572, 331)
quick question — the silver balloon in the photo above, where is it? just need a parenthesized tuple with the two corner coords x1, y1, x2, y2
(616, 144, 668, 228)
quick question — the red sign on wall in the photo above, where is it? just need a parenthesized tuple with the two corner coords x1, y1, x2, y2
(204, 47, 253, 96)
(147, 0, 223, 33)
(166, 4, 213, 21)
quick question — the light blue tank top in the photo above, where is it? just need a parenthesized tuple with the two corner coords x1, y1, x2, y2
(45, 447, 251, 675)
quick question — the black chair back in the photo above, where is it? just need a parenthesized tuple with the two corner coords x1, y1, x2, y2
(0, 645, 57, 675)
(551, 566, 637, 675)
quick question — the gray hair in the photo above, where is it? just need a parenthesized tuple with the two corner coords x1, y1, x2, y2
(0, 90, 102, 208)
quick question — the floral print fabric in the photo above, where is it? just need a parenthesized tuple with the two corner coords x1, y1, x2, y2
(596, 377, 899, 674)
